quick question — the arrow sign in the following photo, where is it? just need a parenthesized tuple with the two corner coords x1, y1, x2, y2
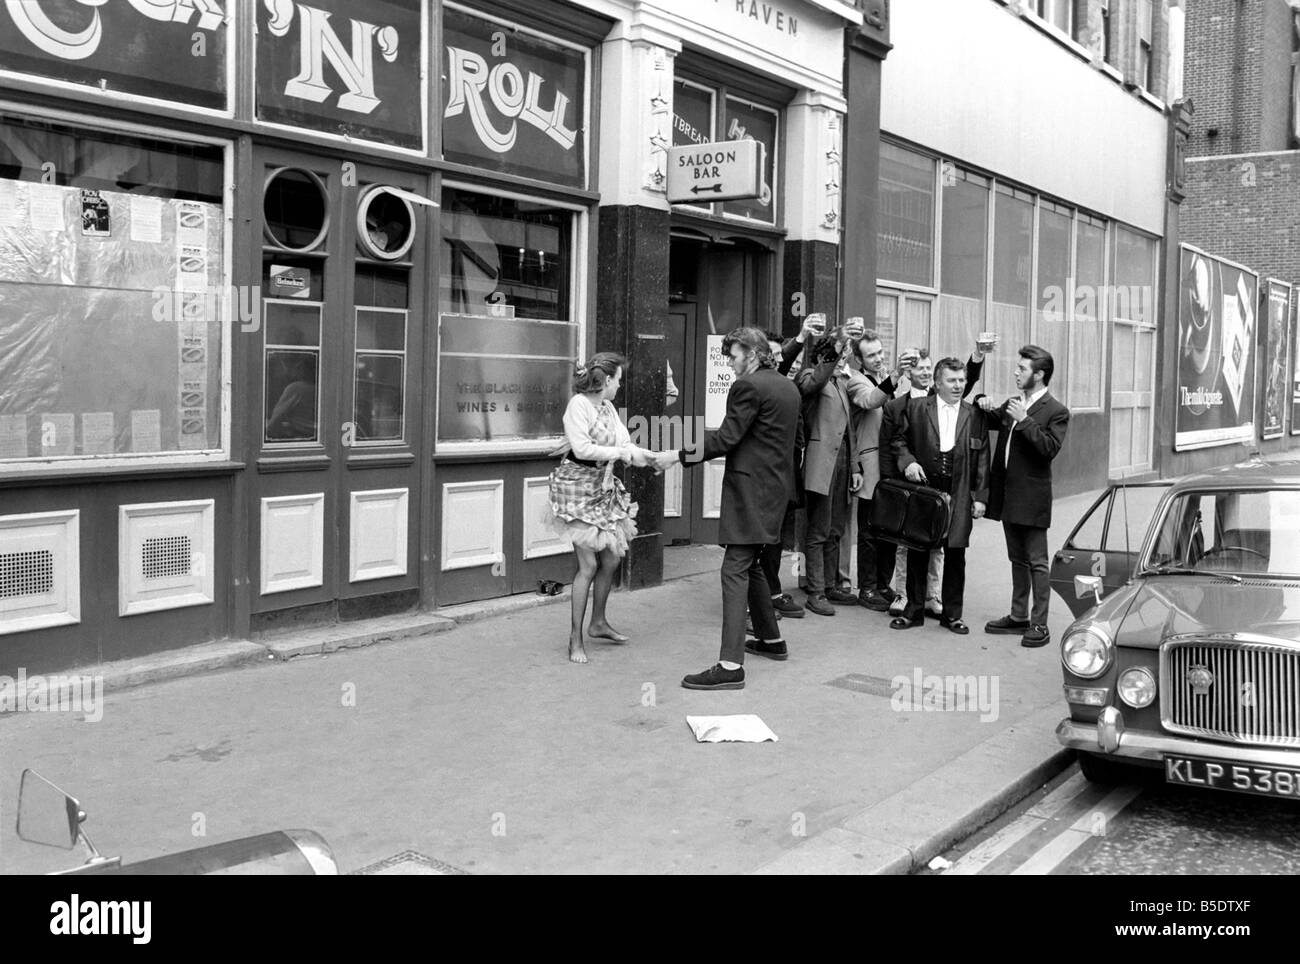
(667, 139, 764, 205)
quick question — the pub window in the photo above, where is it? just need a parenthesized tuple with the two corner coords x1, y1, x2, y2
(989, 185, 1034, 397)
(263, 301, 321, 444)
(1035, 200, 1073, 401)
(878, 141, 937, 288)
(437, 185, 581, 446)
(1070, 214, 1108, 411)
(0, 114, 226, 463)
(354, 266, 408, 444)
(672, 79, 717, 215)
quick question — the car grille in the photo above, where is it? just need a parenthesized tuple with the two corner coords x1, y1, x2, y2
(1162, 638, 1300, 747)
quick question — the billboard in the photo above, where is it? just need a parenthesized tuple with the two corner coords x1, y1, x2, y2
(1174, 245, 1259, 451)
(1263, 279, 1292, 440)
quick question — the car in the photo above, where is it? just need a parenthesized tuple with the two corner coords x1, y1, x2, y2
(1051, 458, 1300, 798)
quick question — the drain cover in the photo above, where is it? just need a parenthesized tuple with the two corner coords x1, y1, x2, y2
(826, 673, 958, 709)
(351, 851, 469, 875)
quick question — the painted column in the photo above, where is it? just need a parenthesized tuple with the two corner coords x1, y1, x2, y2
(596, 22, 681, 589)
(783, 91, 847, 333)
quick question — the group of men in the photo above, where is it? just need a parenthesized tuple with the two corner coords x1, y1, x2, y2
(659, 321, 1070, 692)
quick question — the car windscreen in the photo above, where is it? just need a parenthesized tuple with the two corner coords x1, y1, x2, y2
(1144, 487, 1300, 577)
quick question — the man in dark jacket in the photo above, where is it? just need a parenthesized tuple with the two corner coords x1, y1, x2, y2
(976, 345, 1071, 648)
(655, 327, 802, 691)
(889, 357, 990, 634)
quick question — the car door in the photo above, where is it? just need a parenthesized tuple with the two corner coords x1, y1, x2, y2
(1050, 482, 1173, 617)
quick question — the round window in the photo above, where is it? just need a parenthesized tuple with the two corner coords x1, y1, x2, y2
(263, 167, 329, 252)
(356, 185, 416, 261)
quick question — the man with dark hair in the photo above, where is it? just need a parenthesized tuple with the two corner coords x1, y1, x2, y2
(889, 356, 990, 633)
(977, 344, 1070, 648)
(654, 326, 801, 690)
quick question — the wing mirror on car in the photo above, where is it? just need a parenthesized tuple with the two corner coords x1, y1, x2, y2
(1074, 574, 1103, 608)
(16, 769, 82, 850)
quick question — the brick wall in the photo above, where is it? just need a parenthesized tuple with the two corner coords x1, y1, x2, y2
(1183, 0, 1295, 158)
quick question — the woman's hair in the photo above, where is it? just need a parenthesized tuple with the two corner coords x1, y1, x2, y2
(573, 352, 627, 394)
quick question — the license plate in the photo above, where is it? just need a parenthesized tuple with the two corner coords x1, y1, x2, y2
(1165, 755, 1300, 799)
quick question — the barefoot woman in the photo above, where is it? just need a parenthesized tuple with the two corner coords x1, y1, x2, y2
(547, 353, 652, 663)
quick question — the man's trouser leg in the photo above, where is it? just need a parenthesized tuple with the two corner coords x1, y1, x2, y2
(760, 541, 783, 597)
(903, 548, 930, 621)
(1003, 522, 1031, 622)
(856, 498, 878, 592)
(1006, 522, 1051, 624)
(941, 547, 967, 622)
(721, 544, 779, 665)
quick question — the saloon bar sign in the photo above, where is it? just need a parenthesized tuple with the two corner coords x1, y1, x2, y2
(0, 0, 229, 110)
(257, 0, 424, 150)
(667, 140, 764, 205)
(442, 6, 587, 189)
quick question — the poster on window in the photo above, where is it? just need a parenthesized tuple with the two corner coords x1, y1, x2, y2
(1293, 289, 1300, 436)
(1174, 245, 1259, 451)
(441, 6, 588, 188)
(1262, 279, 1291, 440)
(721, 98, 777, 223)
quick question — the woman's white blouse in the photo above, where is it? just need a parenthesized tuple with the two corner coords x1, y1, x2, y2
(563, 394, 631, 463)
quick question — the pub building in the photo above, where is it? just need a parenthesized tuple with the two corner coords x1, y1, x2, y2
(0, 0, 871, 674)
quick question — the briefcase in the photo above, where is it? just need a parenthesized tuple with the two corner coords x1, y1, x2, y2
(867, 478, 952, 552)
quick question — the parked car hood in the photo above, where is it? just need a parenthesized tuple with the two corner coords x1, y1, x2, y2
(1111, 577, 1300, 648)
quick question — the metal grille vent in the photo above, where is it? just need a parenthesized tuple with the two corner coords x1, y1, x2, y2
(0, 549, 54, 599)
(142, 535, 192, 580)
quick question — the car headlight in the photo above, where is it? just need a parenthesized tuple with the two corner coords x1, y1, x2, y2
(1118, 667, 1156, 708)
(1061, 627, 1113, 679)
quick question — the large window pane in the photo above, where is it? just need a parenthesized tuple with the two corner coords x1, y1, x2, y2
(1070, 218, 1106, 409)
(1113, 226, 1157, 324)
(875, 293, 898, 365)
(1036, 204, 1072, 398)
(440, 188, 572, 321)
(878, 142, 935, 287)
(937, 170, 987, 359)
(990, 187, 1033, 397)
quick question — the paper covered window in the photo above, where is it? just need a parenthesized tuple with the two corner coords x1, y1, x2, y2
(0, 116, 225, 463)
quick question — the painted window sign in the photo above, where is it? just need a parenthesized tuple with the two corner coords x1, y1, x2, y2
(442, 6, 587, 189)
(723, 97, 777, 223)
(0, 0, 229, 110)
(672, 81, 713, 149)
(257, 0, 424, 150)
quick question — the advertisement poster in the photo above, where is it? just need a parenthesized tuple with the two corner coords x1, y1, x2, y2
(1174, 245, 1259, 451)
(1263, 279, 1292, 440)
(1292, 288, 1300, 436)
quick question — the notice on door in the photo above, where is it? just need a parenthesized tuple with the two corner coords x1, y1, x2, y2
(704, 335, 735, 430)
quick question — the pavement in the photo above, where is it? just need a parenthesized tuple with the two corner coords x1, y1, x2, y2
(0, 487, 1107, 876)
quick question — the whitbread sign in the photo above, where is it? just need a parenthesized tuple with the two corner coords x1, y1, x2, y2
(666, 139, 767, 205)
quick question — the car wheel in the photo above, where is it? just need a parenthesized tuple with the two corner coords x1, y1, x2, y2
(1077, 751, 1135, 785)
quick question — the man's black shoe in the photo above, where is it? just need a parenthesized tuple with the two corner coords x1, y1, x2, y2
(985, 615, 1030, 635)
(890, 616, 924, 630)
(859, 589, 893, 612)
(1021, 624, 1051, 648)
(773, 594, 805, 618)
(826, 587, 858, 605)
(682, 663, 746, 690)
(744, 638, 789, 661)
(806, 594, 836, 616)
(938, 617, 970, 635)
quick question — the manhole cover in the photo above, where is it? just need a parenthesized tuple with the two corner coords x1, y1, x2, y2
(351, 851, 469, 875)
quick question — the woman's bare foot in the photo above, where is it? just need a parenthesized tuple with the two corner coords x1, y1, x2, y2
(568, 635, 588, 663)
(587, 621, 629, 643)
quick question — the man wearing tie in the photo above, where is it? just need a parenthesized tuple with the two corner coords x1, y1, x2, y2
(977, 346, 1070, 648)
(889, 358, 990, 633)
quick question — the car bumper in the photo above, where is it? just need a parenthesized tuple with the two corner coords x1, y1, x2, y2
(1056, 713, 1300, 768)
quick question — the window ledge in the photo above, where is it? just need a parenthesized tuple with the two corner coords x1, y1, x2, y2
(1014, 7, 1095, 65)
(0, 460, 245, 488)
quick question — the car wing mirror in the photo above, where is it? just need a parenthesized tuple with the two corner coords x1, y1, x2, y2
(1074, 574, 1103, 607)
(16, 769, 81, 850)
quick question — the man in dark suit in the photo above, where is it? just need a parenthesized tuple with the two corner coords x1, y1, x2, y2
(889, 357, 990, 634)
(655, 327, 801, 691)
(977, 345, 1071, 648)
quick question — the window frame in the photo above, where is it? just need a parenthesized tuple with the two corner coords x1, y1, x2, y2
(352, 305, 409, 447)
(434, 178, 589, 457)
(262, 299, 325, 449)
(0, 101, 234, 474)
